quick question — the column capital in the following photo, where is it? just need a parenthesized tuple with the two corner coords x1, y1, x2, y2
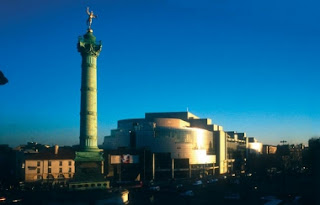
(77, 32, 102, 57)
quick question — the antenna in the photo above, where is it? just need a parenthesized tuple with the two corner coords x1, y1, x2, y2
(280, 140, 287, 145)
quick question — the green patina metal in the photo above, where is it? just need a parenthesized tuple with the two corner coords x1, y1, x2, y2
(75, 151, 104, 162)
(83, 31, 96, 43)
(71, 10, 109, 189)
(78, 31, 102, 58)
(77, 30, 102, 153)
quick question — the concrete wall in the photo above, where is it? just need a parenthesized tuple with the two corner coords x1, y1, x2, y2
(214, 131, 227, 174)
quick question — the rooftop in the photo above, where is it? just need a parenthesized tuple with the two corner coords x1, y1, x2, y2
(25, 147, 75, 160)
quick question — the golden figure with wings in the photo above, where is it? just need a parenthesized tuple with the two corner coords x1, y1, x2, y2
(86, 7, 97, 30)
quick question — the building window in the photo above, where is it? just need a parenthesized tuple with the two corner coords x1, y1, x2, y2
(59, 168, 62, 173)
(48, 168, 51, 173)
(59, 161, 62, 166)
(68, 168, 72, 173)
(48, 161, 51, 166)
(68, 161, 72, 166)
(37, 161, 40, 166)
(37, 175, 42, 180)
(37, 168, 40, 174)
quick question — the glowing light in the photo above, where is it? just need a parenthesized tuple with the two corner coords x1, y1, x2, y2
(194, 149, 207, 164)
(249, 142, 262, 153)
(191, 150, 215, 164)
(196, 129, 204, 149)
(121, 190, 129, 203)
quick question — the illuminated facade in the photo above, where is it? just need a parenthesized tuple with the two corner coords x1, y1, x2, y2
(104, 113, 216, 179)
(104, 112, 252, 178)
(262, 145, 277, 154)
(24, 145, 75, 183)
(247, 137, 263, 154)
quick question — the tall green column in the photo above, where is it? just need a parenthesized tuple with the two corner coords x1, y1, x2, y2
(78, 30, 102, 152)
(72, 30, 105, 185)
(69, 10, 110, 189)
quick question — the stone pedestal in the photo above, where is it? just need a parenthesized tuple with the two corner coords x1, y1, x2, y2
(74, 152, 104, 181)
(69, 152, 109, 190)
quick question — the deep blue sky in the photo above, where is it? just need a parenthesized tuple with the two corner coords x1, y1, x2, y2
(1, 0, 319, 147)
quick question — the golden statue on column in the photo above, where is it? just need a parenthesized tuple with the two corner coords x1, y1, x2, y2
(86, 7, 97, 31)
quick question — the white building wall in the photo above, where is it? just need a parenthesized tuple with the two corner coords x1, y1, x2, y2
(25, 159, 75, 182)
(248, 142, 263, 154)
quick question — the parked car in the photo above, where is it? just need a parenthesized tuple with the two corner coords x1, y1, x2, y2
(176, 184, 183, 189)
(192, 180, 203, 186)
(149, 185, 160, 191)
(224, 192, 240, 200)
(180, 190, 194, 197)
(260, 196, 282, 205)
(207, 178, 218, 184)
(0, 196, 6, 202)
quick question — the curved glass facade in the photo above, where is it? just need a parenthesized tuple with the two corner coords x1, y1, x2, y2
(154, 126, 213, 151)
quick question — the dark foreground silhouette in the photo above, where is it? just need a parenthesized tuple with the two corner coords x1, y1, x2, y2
(0, 71, 8, 85)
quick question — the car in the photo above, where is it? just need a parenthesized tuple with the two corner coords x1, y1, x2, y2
(260, 196, 282, 205)
(260, 196, 278, 200)
(149, 185, 160, 191)
(176, 184, 183, 189)
(207, 179, 218, 184)
(0, 196, 6, 202)
(224, 192, 240, 200)
(180, 190, 194, 197)
(12, 198, 23, 203)
(192, 180, 203, 186)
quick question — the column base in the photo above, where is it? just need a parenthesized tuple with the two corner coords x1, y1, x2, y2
(71, 151, 107, 190)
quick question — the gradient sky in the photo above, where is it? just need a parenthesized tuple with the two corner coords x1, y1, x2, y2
(1, 0, 319, 147)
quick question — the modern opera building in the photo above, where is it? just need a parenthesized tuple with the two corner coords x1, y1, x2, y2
(103, 112, 248, 180)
